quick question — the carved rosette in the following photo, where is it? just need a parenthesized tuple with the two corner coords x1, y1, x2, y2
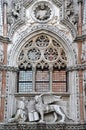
(31, 1, 54, 23)
(17, 34, 67, 69)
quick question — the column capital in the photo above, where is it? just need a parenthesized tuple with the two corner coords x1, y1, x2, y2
(3, 0, 8, 5)
(77, 0, 83, 3)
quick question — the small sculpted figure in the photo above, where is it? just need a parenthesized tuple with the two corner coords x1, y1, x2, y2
(8, 97, 27, 123)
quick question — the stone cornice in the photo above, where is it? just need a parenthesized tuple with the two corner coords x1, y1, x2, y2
(0, 65, 18, 72)
(74, 35, 86, 42)
(14, 92, 70, 97)
(0, 64, 86, 72)
(67, 64, 86, 72)
(0, 36, 11, 44)
(0, 123, 85, 130)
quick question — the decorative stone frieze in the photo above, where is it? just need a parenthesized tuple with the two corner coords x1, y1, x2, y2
(0, 65, 18, 72)
(0, 36, 11, 44)
(66, 64, 86, 71)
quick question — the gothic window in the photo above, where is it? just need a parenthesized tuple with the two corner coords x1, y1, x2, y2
(17, 34, 68, 93)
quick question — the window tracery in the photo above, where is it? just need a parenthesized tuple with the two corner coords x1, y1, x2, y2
(17, 34, 68, 93)
(27, 48, 41, 61)
(44, 47, 58, 61)
(17, 34, 67, 69)
(36, 35, 49, 47)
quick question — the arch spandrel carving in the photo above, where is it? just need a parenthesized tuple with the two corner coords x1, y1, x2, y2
(7, 0, 77, 40)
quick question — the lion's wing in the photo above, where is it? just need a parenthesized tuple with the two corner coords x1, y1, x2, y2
(41, 94, 61, 104)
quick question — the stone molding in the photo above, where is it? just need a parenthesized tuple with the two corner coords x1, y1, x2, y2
(0, 65, 18, 72)
(0, 123, 85, 130)
(0, 64, 86, 72)
(14, 92, 70, 98)
(74, 34, 86, 42)
(67, 64, 86, 71)
(12, 24, 72, 45)
(0, 36, 11, 44)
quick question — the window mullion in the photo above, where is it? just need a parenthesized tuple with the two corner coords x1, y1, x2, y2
(32, 67, 36, 92)
(50, 67, 53, 92)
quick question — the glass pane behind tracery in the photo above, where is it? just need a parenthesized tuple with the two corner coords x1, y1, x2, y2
(52, 70, 66, 92)
(19, 71, 32, 92)
(36, 70, 49, 92)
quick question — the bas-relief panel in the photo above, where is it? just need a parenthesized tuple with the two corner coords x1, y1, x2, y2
(8, 94, 71, 123)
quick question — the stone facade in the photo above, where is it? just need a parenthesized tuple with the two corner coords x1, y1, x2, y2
(0, 0, 86, 129)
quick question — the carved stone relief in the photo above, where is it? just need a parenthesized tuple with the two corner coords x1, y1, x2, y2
(8, 1, 25, 26)
(8, 94, 72, 123)
(34, 3, 51, 21)
(31, 1, 54, 23)
(65, 0, 78, 26)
